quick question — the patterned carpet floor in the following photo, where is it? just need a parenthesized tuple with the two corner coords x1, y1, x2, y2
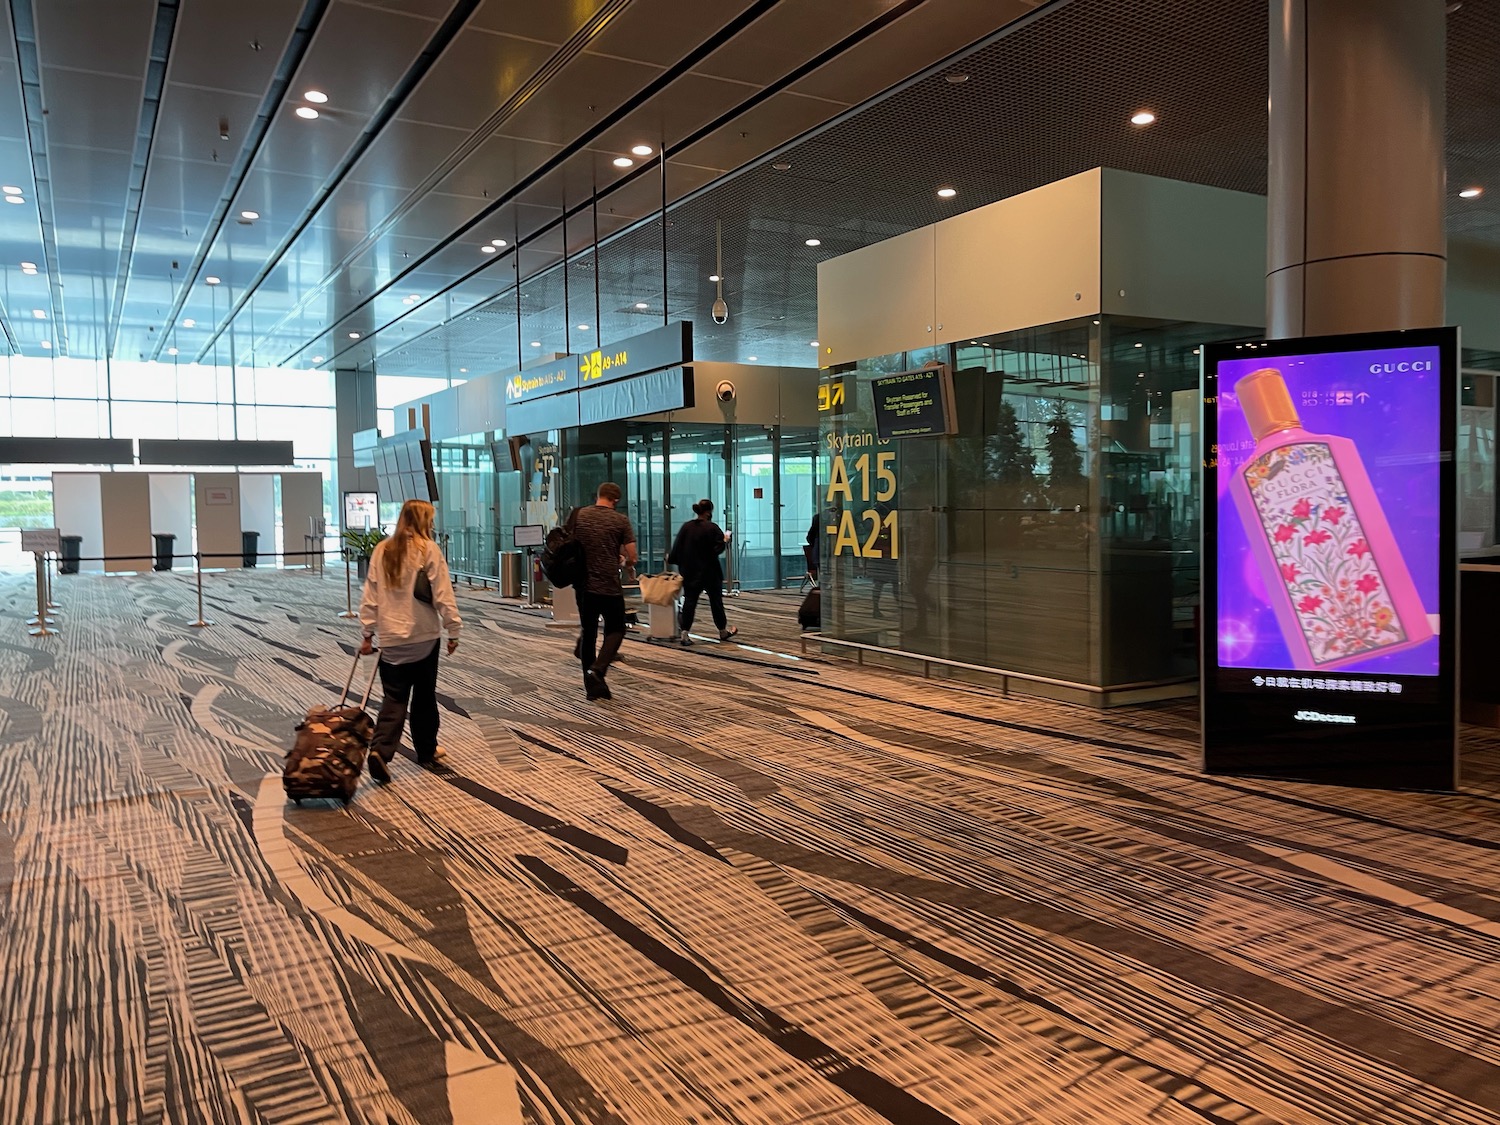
(1, 566, 1499, 1125)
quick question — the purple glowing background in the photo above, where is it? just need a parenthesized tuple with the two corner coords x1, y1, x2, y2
(1216, 345, 1442, 676)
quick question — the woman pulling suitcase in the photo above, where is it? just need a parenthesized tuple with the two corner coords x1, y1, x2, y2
(358, 499, 462, 781)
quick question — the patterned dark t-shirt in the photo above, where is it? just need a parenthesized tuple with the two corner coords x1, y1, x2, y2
(571, 504, 636, 595)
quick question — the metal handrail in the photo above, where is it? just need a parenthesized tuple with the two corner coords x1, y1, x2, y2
(800, 633, 1196, 697)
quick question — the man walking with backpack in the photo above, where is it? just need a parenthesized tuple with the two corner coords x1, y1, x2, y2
(571, 481, 637, 700)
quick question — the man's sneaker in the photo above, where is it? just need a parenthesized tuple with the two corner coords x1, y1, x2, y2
(679, 633, 694, 646)
(367, 751, 391, 784)
(584, 669, 613, 700)
(719, 626, 738, 641)
(431, 746, 448, 765)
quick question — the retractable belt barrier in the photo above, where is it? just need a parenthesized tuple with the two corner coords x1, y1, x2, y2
(22, 547, 472, 638)
(24, 547, 331, 634)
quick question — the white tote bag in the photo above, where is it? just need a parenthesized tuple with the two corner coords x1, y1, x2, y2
(639, 572, 684, 606)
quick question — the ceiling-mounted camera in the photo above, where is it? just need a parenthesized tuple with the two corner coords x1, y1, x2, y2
(715, 380, 736, 402)
(711, 297, 728, 325)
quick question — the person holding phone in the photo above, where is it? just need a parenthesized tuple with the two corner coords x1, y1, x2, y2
(667, 498, 737, 645)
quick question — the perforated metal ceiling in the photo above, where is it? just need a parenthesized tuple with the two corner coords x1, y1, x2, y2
(377, 0, 1500, 377)
(1, 0, 1495, 381)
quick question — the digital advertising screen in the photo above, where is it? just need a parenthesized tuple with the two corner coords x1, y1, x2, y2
(1201, 328, 1458, 790)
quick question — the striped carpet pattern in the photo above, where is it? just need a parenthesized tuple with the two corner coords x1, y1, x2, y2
(1, 567, 1498, 1125)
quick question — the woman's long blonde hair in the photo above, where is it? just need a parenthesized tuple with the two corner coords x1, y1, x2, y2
(382, 499, 435, 585)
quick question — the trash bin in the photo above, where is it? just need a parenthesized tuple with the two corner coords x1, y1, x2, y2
(152, 533, 176, 572)
(241, 530, 260, 568)
(499, 551, 524, 598)
(59, 535, 82, 575)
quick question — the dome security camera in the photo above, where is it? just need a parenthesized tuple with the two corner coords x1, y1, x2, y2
(715, 380, 736, 402)
(711, 297, 728, 325)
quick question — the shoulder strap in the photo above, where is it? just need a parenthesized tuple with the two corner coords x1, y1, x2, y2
(564, 505, 580, 533)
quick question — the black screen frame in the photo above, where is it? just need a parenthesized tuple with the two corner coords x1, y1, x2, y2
(1200, 327, 1459, 791)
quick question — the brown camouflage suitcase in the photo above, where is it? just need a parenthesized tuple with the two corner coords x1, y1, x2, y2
(284, 653, 379, 804)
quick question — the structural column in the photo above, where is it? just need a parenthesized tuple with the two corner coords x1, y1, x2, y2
(1267, 0, 1446, 338)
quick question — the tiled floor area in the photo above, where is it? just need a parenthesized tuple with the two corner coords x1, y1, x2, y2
(2, 566, 1499, 1125)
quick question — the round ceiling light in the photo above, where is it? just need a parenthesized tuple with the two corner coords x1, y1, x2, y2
(182, 318, 195, 328)
(576, 323, 589, 331)
(635, 302, 648, 309)
(481, 244, 497, 253)
(709, 273, 720, 282)
(295, 106, 319, 120)
(1460, 187, 1483, 199)
(2, 185, 20, 195)
(631, 144, 653, 157)
(459, 367, 468, 373)
(530, 341, 541, 347)
(348, 331, 361, 339)
(167, 347, 178, 356)
(772, 161, 791, 171)
(304, 90, 328, 104)
(240, 210, 259, 220)
(4, 196, 23, 204)
(205, 276, 221, 285)
(490, 238, 507, 247)
(936, 186, 957, 199)
(312, 355, 324, 362)
(945, 73, 970, 84)
(747, 356, 758, 362)
(810, 340, 819, 347)
(804, 238, 821, 247)
(1130, 110, 1157, 126)
(612, 156, 634, 168)
(40, 340, 50, 349)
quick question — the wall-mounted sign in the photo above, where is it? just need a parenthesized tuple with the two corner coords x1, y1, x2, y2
(343, 491, 378, 530)
(1202, 327, 1458, 790)
(871, 365, 956, 439)
(503, 321, 693, 406)
(818, 376, 849, 414)
(204, 486, 235, 506)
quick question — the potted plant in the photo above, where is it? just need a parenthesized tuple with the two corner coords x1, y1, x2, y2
(341, 526, 386, 581)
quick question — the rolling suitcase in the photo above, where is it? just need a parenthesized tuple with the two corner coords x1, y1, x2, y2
(284, 652, 380, 804)
(798, 587, 821, 631)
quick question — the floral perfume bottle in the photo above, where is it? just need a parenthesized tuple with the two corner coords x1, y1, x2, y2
(1229, 368, 1432, 670)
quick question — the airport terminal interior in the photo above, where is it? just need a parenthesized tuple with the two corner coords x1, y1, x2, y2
(3, 1, 1500, 1123)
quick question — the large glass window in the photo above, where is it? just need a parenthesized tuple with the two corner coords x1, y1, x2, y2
(0, 354, 340, 541)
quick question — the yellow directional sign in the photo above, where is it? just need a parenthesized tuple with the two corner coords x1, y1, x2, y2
(818, 378, 848, 413)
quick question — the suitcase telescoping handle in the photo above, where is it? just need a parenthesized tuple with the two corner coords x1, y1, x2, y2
(339, 650, 382, 710)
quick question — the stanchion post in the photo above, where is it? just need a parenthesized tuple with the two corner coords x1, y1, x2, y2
(188, 551, 213, 628)
(28, 552, 57, 636)
(338, 547, 358, 618)
(45, 551, 59, 610)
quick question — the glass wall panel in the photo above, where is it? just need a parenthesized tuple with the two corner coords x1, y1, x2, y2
(816, 317, 1251, 691)
(1460, 352, 1500, 556)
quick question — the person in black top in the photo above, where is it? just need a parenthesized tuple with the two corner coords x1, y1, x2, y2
(570, 481, 637, 700)
(667, 498, 736, 645)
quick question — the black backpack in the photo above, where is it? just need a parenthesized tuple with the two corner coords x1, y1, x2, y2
(540, 508, 586, 588)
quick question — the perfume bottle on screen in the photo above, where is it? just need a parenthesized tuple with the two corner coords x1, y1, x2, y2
(1229, 368, 1432, 670)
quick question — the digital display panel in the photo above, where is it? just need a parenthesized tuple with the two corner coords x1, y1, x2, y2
(871, 365, 956, 439)
(1202, 328, 1458, 790)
